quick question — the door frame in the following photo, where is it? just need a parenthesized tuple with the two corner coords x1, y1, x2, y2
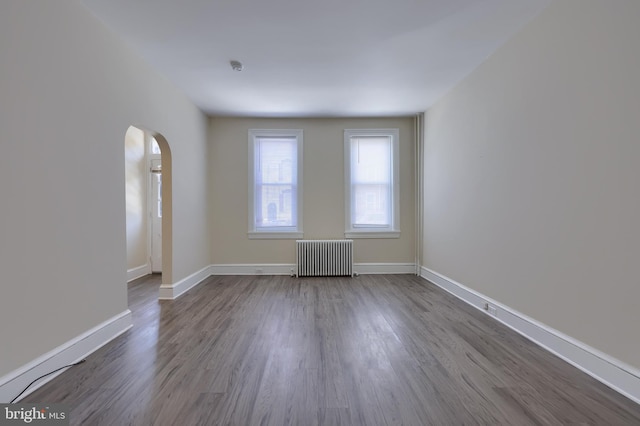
(129, 126, 173, 287)
(149, 158, 162, 272)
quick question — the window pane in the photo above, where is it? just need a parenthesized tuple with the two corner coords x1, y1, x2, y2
(150, 137, 161, 154)
(157, 174, 162, 218)
(353, 183, 388, 225)
(351, 136, 391, 226)
(255, 137, 297, 229)
(352, 136, 391, 184)
(257, 184, 296, 227)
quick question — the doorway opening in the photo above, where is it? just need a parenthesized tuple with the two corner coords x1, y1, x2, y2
(125, 126, 172, 298)
(149, 137, 162, 273)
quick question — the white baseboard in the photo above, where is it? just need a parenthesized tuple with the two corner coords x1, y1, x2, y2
(158, 264, 295, 300)
(127, 264, 150, 282)
(159, 265, 214, 300)
(158, 263, 418, 300)
(354, 263, 415, 274)
(210, 264, 296, 276)
(420, 266, 640, 405)
(210, 263, 416, 276)
(0, 310, 132, 403)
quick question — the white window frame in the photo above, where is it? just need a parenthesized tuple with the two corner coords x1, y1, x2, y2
(248, 129, 303, 239)
(344, 128, 400, 239)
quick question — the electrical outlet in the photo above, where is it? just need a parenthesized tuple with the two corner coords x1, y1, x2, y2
(487, 304, 497, 317)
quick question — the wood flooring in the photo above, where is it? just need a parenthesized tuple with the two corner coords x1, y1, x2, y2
(23, 274, 640, 425)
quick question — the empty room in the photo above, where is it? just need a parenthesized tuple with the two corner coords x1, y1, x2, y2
(1, 0, 639, 424)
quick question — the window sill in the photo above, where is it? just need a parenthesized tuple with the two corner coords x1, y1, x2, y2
(344, 231, 400, 239)
(248, 232, 304, 240)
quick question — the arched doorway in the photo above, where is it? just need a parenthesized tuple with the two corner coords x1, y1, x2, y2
(124, 126, 173, 296)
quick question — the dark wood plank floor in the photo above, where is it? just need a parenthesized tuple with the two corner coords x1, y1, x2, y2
(24, 274, 640, 425)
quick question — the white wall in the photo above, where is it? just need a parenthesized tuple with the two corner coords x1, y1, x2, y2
(209, 117, 415, 266)
(423, 0, 640, 369)
(0, 0, 210, 378)
(125, 126, 148, 271)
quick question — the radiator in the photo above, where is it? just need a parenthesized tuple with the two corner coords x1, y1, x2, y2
(296, 240, 353, 277)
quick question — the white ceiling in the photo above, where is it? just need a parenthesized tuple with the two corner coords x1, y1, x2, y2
(81, 0, 551, 117)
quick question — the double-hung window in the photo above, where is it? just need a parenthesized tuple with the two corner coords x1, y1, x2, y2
(248, 129, 303, 239)
(344, 129, 400, 238)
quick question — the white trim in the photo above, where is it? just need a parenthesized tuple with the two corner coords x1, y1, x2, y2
(127, 264, 150, 282)
(0, 310, 132, 403)
(420, 266, 640, 405)
(414, 113, 425, 275)
(248, 232, 304, 240)
(210, 264, 296, 276)
(158, 265, 214, 300)
(354, 263, 415, 274)
(345, 231, 400, 239)
(157, 263, 418, 300)
(209, 263, 415, 276)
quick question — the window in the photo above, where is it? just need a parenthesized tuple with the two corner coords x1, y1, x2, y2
(150, 137, 161, 154)
(248, 129, 303, 239)
(344, 129, 400, 238)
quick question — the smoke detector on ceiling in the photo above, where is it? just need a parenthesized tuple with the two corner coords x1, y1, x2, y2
(230, 60, 244, 72)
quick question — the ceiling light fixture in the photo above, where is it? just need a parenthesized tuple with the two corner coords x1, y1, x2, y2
(230, 60, 243, 72)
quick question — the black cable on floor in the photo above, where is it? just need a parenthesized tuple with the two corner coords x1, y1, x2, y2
(10, 359, 86, 403)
